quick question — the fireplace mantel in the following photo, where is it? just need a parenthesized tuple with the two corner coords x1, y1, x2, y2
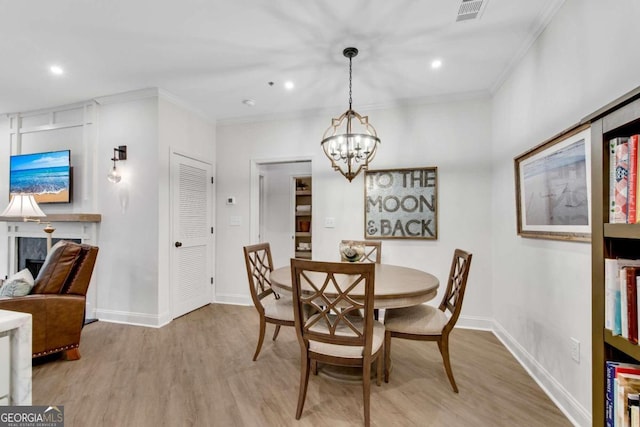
(0, 213, 101, 223)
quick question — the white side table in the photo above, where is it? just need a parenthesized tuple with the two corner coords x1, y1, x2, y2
(0, 309, 32, 405)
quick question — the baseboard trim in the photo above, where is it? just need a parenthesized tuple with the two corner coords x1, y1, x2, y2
(492, 321, 591, 427)
(455, 314, 493, 331)
(95, 309, 171, 328)
(214, 293, 252, 306)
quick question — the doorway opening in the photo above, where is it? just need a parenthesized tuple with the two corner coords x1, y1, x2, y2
(250, 159, 311, 269)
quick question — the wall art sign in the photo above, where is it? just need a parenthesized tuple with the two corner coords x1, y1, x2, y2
(514, 123, 591, 242)
(364, 167, 438, 240)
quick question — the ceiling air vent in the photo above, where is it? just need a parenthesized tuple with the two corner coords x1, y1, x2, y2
(456, 0, 488, 22)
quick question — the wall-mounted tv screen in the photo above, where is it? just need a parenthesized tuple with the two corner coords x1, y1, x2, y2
(9, 150, 71, 204)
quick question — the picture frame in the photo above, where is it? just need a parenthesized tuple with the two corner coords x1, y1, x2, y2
(364, 167, 437, 240)
(514, 123, 591, 241)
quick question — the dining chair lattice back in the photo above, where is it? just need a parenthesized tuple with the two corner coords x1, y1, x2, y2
(243, 243, 295, 361)
(290, 259, 383, 427)
(340, 240, 382, 263)
(383, 248, 472, 393)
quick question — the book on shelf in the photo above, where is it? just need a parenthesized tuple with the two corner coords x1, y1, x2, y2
(605, 360, 640, 427)
(618, 372, 640, 427)
(606, 258, 621, 333)
(630, 394, 640, 427)
(611, 139, 619, 222)
(630, 136, 639, 224)
(605, 259, 640, 339)
(621, 268, 629, 339)
(609, 135, 640, 224)
(614, 137, 630, 224)
(626, 267, 639, 344)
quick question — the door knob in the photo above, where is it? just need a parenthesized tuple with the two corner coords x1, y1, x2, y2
(175, 241, 182, 247)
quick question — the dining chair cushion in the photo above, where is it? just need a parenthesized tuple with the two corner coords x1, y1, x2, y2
(308, 317, 385, 358)
(262, 294, 295, 322)
(384, 304, 449, 335)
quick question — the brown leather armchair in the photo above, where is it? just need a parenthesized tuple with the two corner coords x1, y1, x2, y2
(0, 240, 98, 360)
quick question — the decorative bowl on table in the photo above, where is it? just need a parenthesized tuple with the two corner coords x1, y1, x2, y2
(339, 241, 365, 262)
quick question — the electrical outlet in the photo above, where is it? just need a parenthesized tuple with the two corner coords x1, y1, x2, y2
(570, 337, 580, 363)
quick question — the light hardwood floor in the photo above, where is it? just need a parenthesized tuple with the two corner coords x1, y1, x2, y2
(32, 304, 572, 426)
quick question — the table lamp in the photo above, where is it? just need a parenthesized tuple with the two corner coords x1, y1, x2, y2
(1, 193, 55, 253)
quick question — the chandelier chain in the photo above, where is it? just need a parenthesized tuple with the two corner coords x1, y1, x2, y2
(348, 56, 352, 111)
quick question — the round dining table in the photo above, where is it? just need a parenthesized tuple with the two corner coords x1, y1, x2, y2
(270, 263, 440, 309)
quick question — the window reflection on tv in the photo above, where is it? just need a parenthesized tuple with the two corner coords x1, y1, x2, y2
(9, 150, 71, 204)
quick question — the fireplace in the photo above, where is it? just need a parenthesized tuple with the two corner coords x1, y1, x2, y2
(3, 217, 100, 319)
(17, 237, 81, 278)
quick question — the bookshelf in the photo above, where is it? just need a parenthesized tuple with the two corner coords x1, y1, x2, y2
(590, 87, 640, 426)
(294, 176, 312, 259)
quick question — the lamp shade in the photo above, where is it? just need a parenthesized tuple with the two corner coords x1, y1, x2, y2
(0, 194, 46, 218)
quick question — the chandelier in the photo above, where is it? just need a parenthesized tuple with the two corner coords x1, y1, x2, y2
(321, 47, 380, 182)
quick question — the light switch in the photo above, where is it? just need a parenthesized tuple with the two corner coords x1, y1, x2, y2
(324, 217, 335, 228)
(229, 216, 242, 226)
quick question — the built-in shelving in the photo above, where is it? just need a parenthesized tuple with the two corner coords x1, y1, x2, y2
(294, 177, 312, 260)
(590, 87, 640, 426)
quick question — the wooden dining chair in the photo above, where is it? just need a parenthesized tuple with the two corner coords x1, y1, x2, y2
(383, 249, 472, 393)
(243, 243, 295, 361)
(290, 259, 383, 427)
(340, 240, 382, 263)
(340, 240, 383, 320)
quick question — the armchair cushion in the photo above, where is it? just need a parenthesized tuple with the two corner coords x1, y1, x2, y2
(0, 268, 35, 297)
(32, 240, 82, 294)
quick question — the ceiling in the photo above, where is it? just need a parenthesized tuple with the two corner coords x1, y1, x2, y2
(0, 0, 564, 122)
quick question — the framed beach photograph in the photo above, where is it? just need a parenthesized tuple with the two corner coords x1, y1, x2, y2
(514, 123, 591, 241)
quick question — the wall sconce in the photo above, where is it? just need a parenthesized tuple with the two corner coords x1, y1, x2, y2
(107, 145, 127, 183)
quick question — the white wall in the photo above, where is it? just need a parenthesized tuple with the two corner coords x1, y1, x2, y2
(216, 96, 494, 328)
(95, 93, 160, 323)
(491, 1, 640, 425)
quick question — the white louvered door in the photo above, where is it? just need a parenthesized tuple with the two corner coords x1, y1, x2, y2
(171, 153, 213, 319)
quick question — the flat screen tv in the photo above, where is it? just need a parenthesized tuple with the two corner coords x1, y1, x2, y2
(9, 150, 71, 204)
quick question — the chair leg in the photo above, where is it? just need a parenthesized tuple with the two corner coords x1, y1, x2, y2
(252, 317, 266, 361)
(296, 354, 311, 420)
(311, 360, 318, 375)
(272, 324, 281, 341)
(363, 358, 372, 427)
(376, 355, 382, 386)
(437, 335, 458, 393)
(64, 348, 81, 360)
(384, 331, 392, 383)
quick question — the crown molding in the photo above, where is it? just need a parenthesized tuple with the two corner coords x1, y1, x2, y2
(490, 0, 566, 94)
(93, 87, 160, 106)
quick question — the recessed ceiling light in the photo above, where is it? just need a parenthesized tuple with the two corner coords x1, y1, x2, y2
(284, 81, 295, 90)
(242, 99, 256, 107)
(50, 65, 64, 75)
(431, 59, 443, 70)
